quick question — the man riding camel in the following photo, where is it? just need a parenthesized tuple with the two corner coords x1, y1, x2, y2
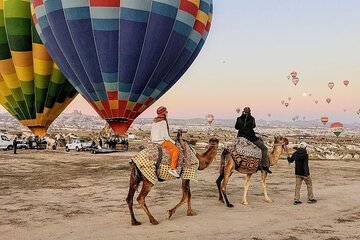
(235, 107, 272, 174)
(151, 106, 180, 178)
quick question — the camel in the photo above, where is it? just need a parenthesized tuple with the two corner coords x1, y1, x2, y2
(216, 136, 288, 207)
(126, 131, 219, 225)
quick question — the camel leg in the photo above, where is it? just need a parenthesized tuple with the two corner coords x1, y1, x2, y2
(167, 179, 192, 219)
(261, 172, 273, 203)
(221, 158, 235, 208)
(126, 163, 141, 225)
(186, 180, 196, 216)
(241, 174, 252, 205)
(216, 173, 224, 202)
(137, 179, 158, 225)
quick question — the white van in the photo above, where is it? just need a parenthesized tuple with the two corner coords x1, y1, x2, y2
(0, 134, 13, 150)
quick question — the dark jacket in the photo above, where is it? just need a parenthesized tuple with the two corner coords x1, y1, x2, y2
(287, 148, 310, 176)
(235, 114, 258, 142)
(13, 139, 17, 147)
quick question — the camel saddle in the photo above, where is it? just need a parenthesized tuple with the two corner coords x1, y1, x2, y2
(226, 137, 262, 173)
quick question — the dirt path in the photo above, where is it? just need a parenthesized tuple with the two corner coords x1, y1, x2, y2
(1, 149, 359, 240)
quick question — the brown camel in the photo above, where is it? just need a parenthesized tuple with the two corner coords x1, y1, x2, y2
(126, 133, 219, 225)
(216, 136, 288, 207)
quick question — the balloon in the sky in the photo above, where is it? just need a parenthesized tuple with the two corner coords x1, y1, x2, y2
(330, 122, 344, 137)
(0, 1, 77, 136)
(326, 98, 331, 104)
(287, 76, 290, 80)
(328, 82, 335, 90)
(309, 93, 312, 97)
(285, 102, 289, 107)
(206, 114, 214, 124)
(281, 100, 285, 105)
(315, 100, 319, 104)
(303, 116, 306, 120)
(288, 97, 292, 101)
(343, 109, 346, 112)
(320, 117, 329, 125)
(343, 80, 349, 86)
(292, 117, 296, 122)
(31, 0, 213, 134)
(236, 108, 241, 114)
(292, 77, 299, 86)
(357, 109, 360, 115)
(290, 71, 297, 78)
(268, 113, 271, 117)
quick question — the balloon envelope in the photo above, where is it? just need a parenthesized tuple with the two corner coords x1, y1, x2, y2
(285, 102, 289, 107)
(290, 71, 297, 78)
(206, 114, 214, 124)
(343, 80, 349, 86)
(330, 122, 344, 137)
(326, 98, 331, 104)
(0, 0, 77, 136)
(31, 0, 213, 134)
(292, 77, 299, 86)
(320, 117, 329, 125)
(328, 82, 335, 90)
(236, 108, 241, 114)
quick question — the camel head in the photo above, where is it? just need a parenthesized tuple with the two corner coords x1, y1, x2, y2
(273, 136, 289, 154)
(208, 138, 219, 150)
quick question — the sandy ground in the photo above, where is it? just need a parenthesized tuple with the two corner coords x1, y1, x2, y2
(1, 148, 359, 240)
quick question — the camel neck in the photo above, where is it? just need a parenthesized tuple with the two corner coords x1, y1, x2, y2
(269, 145, 283, 166)
(197, 146, 217, 170)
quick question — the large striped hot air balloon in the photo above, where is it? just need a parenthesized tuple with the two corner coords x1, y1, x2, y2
(0, 0, 77, 136)
(31, 0, 213, 134)
(330, 122, 344, 137)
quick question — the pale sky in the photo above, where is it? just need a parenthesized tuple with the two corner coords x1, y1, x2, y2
(1, 0, 360, 123)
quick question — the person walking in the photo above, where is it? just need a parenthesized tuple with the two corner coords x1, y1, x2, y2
(235, 107, 272, 173)
(13, 137, 17, 154)
(151, 106, 180, 178)
(287, 142, 317, 205)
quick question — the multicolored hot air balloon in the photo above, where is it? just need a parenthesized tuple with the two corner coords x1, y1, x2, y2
(0, 0, 77, 136)
(320, 117, 329, 125)
(31, 0, 213, 134)
(343, 80, 349, 86)
(326, 98, 331, 104)
(206, 114, 214, 124)
(292, 77, 299, 86)
(330, 122, 344, 137)
(285, 102, 289, 107)
(290, 71, 297, 78)
(236, 108, 241, 114)
(328, 82, 335, 90)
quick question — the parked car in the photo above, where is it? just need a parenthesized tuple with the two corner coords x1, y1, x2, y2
(0, 134, 13, 150)
(65, 139, 93, 152)
(16, 140, 28, 149)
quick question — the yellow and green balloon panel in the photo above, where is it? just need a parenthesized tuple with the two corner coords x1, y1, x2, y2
(0, 0, 77, 136)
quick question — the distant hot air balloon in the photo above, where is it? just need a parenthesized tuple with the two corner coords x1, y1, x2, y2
(0, 1, 77, 136)
(268, 113, 271, 117)
(290, 71, 297, 78)
(288, 97, 292, 101)
(309, 93, 312, 97)
(236, 108, 241, 114)
(303, 116, 306, 120)
(326, 98, 331, 104)
(343, 80, 349, 86)
(330, 122, 344, 137)
(285, 102, 289, 107)
(357, 109, 360, 115)
(320, 117, 329, 125)
(292, 117, 296, 121)
(292, 77, 299, 86)
(315, 100, 319, 104)
(281, 100, 285, 105)
(32, 0, 213, 134)
(343, 109, 346, 112)
(206, 114, 214, 124)
(328, 82, 335, 90)
(287, 76, 290, 80)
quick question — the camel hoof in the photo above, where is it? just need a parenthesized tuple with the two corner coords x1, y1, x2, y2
(187, 210, 197, 216)
(226, 203, 234, 208)
(167, 210, 174, 219)
(265, 198, 273, 203)
(150, 219, 159, 225)
(241, 201, 249, 205)
(132, 220, 141, 226)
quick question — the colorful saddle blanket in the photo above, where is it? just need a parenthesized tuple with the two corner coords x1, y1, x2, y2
(131, 142, 199, 185)
(226, 137, 262, 174)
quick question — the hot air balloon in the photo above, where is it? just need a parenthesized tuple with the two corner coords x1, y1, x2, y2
(31, 0, 213, 134)
(328, 82, 335, 90)
(320, 117, 329, 125)
(343, 109, 346, 112)
(281, 100, 285, 105)
(0, 0, 77, 136)
(267, 113, 271, 117)
(292, 77, 299, 86)
(287, 76, 290, 80)
(206, 114, 214, 124)
(236, 108, 241, 114)
(288, 97, 292, 101)
(308, 93, 312, 97)
(330, 122, 344, 137)
(302, 116, 306, 120)
(285, 102, 289, 107)
(290, 71, 297, 78)
(343, 80, 349, 86)
(315, 100, 319, 104)
(292, 117, 296, 121)
(326, 98, 331, 104)
(357, 109, 360, 115)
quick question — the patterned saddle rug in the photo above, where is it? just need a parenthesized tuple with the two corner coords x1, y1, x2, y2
(226, 137, 262, 174)
(131, 141, 199, 185)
